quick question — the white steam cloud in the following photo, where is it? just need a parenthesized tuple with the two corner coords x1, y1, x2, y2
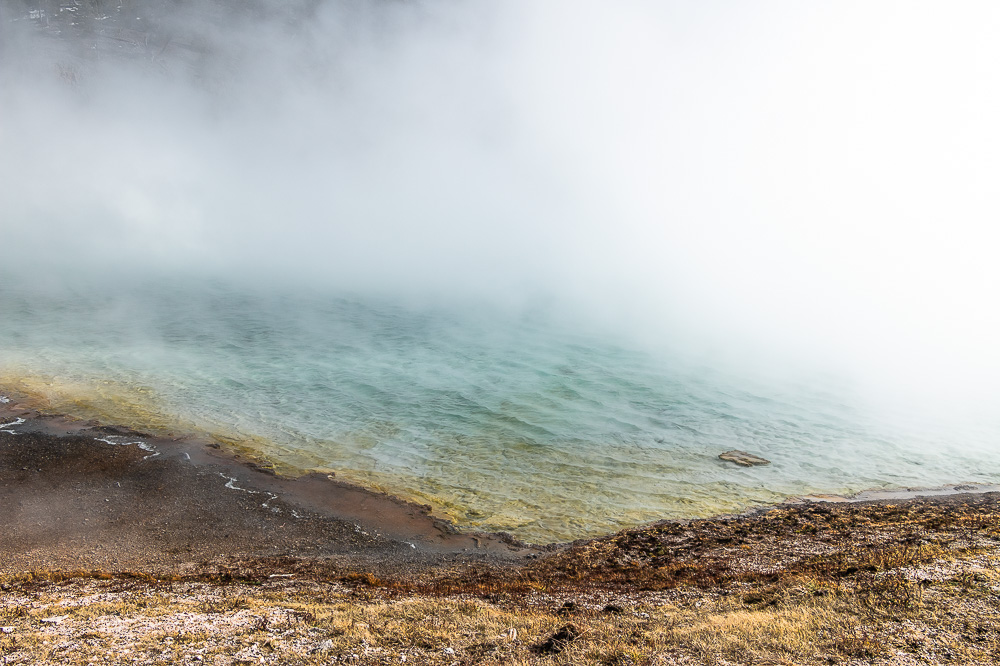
(2, 1, 999, 413)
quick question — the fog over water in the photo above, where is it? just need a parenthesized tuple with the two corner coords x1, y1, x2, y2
(1, 1, 998, 540)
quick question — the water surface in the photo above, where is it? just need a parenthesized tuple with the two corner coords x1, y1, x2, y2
(1, 278, 997, 542)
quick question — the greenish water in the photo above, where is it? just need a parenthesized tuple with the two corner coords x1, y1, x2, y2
(1, 278, 997, 542)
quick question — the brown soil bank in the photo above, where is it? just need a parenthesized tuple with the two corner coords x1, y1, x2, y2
(3, 407, 1000, 664)
(0, 409, 536, 578)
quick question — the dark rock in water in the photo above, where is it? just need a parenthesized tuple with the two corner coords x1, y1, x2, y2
(719, 450, 771, 466)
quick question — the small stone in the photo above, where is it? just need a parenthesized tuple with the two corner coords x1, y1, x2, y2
(41, 615, 68, 624)
(0, 627, 14, 634)
(557, 601, 577, 616)
(533, 623, 580, 654)
(719, 450, 770, 466)
(443, 647, 455, 655)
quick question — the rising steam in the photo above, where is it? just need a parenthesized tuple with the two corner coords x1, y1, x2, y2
(2, 1, 999, 415)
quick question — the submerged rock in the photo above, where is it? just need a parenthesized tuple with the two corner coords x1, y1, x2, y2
(719, 450, 771, 466)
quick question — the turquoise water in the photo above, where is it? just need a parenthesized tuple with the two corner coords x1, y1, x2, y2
(1, 277, 998, 542)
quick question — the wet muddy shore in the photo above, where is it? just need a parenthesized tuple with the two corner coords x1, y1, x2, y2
(0, 399, 538, 579)
(1, 392, 997, 584)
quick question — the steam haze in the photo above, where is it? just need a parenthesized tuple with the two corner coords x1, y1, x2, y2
(3, 0, 999, 414)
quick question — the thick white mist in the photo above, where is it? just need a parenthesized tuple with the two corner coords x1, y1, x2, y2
(2, 1, 999, 416)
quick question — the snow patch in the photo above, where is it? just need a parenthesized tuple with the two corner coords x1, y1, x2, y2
(0, 417, 25, 434)
(94, 435, 160, 459)
(218, 473, 281, 513)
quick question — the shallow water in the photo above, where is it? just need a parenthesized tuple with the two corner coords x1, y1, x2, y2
(1, 278, 997, 542)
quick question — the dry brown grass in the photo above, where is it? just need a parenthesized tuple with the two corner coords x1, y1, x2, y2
(4, 496, 1000, 664)
(3, 550, 1000, 665)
